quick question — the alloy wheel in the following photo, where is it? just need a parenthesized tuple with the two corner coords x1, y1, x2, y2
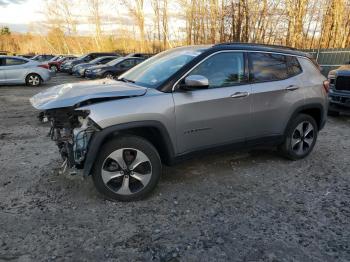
(50, 65, 58, 72)
(101, 148, 152, 195)
(28, 75, 40, 86)
(291, 121, 315, 156)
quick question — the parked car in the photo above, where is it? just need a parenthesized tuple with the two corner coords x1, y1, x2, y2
(0, 55, 52, 86)
(31, 54, 56, 63)
(125, 53, 153, 59)
(72, 56, 118, 77)
(30, 43, 328, 201)
(19, 54, 35, 59)
(85, 57, 145, 79)
(48, 55, 77, 72)
(61, 52, 120, 74)
(327, 63, 350, 116)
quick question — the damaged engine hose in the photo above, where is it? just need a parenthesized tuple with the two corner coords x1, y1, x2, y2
(43, 107, 99, 169)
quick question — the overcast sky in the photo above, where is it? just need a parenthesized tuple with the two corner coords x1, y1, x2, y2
(0, 0, 45, 32)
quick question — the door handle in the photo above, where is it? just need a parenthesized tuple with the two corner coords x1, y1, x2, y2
(231, 92, 249, 98)
(285, 85, 299, 91)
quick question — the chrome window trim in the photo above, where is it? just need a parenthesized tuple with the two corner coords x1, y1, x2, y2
(172, 50, 311, 92)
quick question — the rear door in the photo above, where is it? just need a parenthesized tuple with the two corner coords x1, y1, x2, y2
(3, 57, 29, 83)
(172, 51, 252, 153)
(248, 52, 304, 140)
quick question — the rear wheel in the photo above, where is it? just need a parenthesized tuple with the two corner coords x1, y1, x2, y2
(279, 114, 318, 160)
(26, 73, 42, 87)
(92, 136, 162, 201)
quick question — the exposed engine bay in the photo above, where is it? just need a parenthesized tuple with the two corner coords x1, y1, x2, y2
(43, 108, 100, 174)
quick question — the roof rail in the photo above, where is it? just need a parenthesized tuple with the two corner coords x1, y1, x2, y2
(214, 42, 298, 51)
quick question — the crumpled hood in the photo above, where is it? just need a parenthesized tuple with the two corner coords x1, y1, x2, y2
(30, 79, 147, 110)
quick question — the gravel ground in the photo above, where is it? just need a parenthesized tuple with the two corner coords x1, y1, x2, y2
(0, 74, 349, 262)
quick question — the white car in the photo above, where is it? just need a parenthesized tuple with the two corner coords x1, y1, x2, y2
(0, 56, 52, 86)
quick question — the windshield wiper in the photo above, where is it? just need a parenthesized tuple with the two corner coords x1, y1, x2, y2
(118, 77, 135, 83)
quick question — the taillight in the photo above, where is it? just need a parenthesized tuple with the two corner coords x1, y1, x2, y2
(323, 80, 330, 93)
(38, 64, 49, 69)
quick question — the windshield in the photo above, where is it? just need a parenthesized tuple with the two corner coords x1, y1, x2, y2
(107, 57, 124, 66)
(118, 46, 208, 88)
(89, 57, 105, 64)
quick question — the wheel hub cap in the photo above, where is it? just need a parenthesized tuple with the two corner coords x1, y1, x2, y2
(291, 121, 315, 155)
(101, 148, 152, 195)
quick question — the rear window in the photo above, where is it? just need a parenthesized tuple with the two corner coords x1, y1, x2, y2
(249, 53, 301, 82)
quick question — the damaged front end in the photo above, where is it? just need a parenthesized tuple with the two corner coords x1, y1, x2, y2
(45, 108, 100, 174)
(30, 80, 148, 175)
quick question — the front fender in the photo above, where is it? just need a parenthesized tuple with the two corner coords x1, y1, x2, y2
(83, 121, 175, 176)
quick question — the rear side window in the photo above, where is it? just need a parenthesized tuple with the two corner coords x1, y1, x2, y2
(249, 53, 288, 82)
(5, 58, 27, 66)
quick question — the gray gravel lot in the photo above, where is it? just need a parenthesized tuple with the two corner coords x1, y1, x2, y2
(0, 74, 349, 262)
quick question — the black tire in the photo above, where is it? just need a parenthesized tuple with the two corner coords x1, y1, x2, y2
(25, 73, 42, 87)
(328, 109, 340, 117)
(279, 114, 318, 160)
(92, 135, 162, 201)
(103, 72, 114, 79)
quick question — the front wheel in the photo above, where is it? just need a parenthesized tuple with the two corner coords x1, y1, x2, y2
(92, 136, 162, 201)
(104, 72, 114, 79)
(279, 114, 318, 160)
(50, 65, 58, 73)
(26, 73, 42, 86)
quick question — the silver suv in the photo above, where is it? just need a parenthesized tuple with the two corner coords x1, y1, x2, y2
(31, 44, 328, 201)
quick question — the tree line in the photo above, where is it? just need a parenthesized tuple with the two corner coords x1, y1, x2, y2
(1, 0, 349, 55)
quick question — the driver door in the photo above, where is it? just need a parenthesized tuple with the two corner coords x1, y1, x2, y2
(172, 52, 252, 154)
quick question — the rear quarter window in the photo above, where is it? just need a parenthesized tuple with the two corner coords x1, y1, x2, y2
(286, 56, 302, 77)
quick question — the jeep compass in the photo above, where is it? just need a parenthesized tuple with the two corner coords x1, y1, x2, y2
(30, 43, 328, 201)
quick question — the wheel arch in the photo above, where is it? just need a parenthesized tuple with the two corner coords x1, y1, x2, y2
(25, 72, 43, 86)
(285, 103, 326, 135)
(26, 72, 43, 81)
(83, 121, 176, 176)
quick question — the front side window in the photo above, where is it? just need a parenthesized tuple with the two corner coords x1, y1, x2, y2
(5, 58, 27, 66)
(249, 53, 288, 82)
(187, 52, 245, 88)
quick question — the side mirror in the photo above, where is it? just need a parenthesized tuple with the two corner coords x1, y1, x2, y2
(181, 75, 209, 90)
